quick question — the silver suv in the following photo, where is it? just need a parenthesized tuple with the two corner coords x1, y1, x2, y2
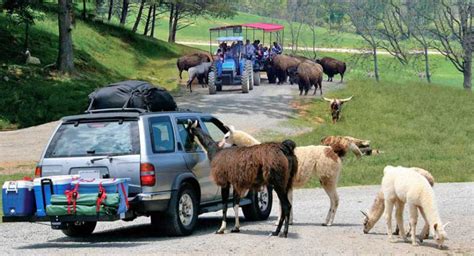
(37, 109, 272, 236)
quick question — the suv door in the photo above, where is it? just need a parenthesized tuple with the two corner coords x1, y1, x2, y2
(199, 116, 229, 199)
(175, 117, 219, 202)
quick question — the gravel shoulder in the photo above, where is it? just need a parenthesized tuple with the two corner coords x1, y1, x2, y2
(1, 183, 472, 255)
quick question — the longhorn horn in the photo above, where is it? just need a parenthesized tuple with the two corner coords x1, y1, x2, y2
(323, 97, 333, 102)
(360, 210, 369, 218)
(340, 96, 353, 102)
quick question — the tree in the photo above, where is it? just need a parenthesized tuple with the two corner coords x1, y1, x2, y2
(428, 0, 472, 91)
(286, 0, 305, 52)
(57, 0, 74, 73)
(3, 0, 44, 49)
(404, 0, 436, 83)
(107, 0, 113, 21)
(374, 0, 410, 65)
(348, 0, 385, 81)
(119, 0, 129, 25)
(163, 0, 236, 43)
(132, 0, 146, 33)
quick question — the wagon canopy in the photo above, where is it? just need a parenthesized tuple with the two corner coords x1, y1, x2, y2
(242, 23, 284, 32)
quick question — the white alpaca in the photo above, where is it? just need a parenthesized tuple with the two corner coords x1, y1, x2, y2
(381, 165, 448, 248)
(25, 49, 41, 65)
(362, 167, 435, 238)
(220, 125, 344, 226)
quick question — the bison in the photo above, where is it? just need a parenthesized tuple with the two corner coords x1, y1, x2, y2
(271, 54, 303, 84)
(288, 61, 323, 96)
(315, 57, 346, 83)
(176, 52, 212, 80)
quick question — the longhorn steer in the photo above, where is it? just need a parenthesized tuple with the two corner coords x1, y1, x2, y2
(323, 96, 353, 123)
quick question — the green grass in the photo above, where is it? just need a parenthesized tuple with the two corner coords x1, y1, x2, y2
(286, 80, 474, 187)
(0, 11, 202, 129)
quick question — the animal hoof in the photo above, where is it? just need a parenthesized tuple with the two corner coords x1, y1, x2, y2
(215, 230, 225, 234)
(279, 233, 288, 238)
(412, 242, 419, 246)
(322, 223, 331, 226)
(389, 238, 397, 243)
(270, 231, 279, 236)
(230, 228, 240, 233)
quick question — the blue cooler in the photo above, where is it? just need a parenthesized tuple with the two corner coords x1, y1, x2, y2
(71, 178, 130, 214)
(2, 180, 36, 216)
(33, 175, 79, 217)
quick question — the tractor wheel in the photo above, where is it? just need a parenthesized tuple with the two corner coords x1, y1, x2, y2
(253, 71, 261, 86)
(249, 70, 254, 91)
(208, 71, 216, 95)
(241, 61, 251, 93)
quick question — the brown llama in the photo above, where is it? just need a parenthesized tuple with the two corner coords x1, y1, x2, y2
(186, 120, 298, 237)
(219, 125, 347, 226)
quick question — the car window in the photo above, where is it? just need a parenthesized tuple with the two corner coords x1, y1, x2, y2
(45, 120, 140, 158)
(201, 117, 226, 142)
(149, 116, 175, 153)
(176, 118, 202, 153)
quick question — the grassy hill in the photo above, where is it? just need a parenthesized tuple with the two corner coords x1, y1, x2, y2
(283, 80, 474, 187)
(0, 11, 202, 129)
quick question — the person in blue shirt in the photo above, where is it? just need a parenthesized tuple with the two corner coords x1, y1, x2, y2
(271, 41, 283, 56)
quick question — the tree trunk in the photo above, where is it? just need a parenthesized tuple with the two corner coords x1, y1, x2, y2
(167, 4, 175, 43)
(107, 0, 113, 21)
(57, 0, 75, 73)
(132, 0, 145, 33)
(424, 45, 431, 83)
(463, 49, 472, 91)
(150, 4, 156, 38)
(82, 0, 86, 19)
(119, 0, 129, 26)
(170, 8, 178, 42)
(311, 27, 316, 58)
(373, 46, 379, 82)
(143, 4, 152, 36)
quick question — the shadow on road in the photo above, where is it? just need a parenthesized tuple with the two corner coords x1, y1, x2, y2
(16, 216, 288, 249)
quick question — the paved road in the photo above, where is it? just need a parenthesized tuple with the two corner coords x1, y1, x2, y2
(1, 183, 472, 255)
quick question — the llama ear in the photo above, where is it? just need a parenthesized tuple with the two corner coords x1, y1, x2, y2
(360, 210, 369, 218)
(192, 120, 198, 128)
(434, 223, 438, 231)
(227, 125, 235, 133)
(187, 119, 193, 126)
(442, 222, 450, 229)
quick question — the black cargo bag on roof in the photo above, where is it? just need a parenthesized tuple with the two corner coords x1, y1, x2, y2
(87, 80, 177, 112)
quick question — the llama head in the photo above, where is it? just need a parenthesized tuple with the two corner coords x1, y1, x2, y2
(323, 96, 353, 123)
(360, 210, 373, 234)
(433, 222, 449, 249)
(218, 125, 236, 148)
(186, 119, 199, 140)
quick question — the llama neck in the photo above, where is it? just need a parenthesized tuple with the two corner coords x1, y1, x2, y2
(368, 191, 385, 224)
(194, 128, 220, 160)
(420, 190, 441, 227)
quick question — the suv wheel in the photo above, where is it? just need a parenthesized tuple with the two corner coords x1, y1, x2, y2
(155, 183, 198, 236)
(242, 185, 273, 221)
(61, 221, 97, 237)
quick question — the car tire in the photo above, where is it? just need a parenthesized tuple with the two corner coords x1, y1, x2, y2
(61, 221, 97, 237)
(159, 183, 199, 236)
(242, 185, 273, 221)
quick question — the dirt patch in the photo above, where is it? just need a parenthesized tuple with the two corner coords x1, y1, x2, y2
(0, 161, 36, 175)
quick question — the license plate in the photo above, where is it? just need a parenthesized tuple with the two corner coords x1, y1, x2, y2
(78, 170, 101, 179)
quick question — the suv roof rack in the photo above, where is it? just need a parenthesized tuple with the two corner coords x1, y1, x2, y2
(85, 108, 147, 114)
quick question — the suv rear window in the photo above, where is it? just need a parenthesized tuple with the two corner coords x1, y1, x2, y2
(45, 120, 140, 157)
